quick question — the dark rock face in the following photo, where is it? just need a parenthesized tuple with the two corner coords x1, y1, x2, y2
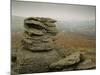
(12, 17, 95, 75)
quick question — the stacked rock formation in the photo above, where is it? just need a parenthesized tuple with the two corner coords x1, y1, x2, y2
(23, 17, 58, 51)
(13, 17, 95, 75)
(17, 17, 62, 74)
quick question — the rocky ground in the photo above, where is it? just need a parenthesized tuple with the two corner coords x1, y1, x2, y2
(11, 17, 96, 75)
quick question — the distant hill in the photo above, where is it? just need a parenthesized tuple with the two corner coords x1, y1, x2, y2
(56, 20, 96, 37)
(54, 32, 96, 48)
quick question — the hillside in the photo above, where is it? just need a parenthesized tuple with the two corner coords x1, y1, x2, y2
(54, 32, 96, 48)
(11, 32, 96, 50)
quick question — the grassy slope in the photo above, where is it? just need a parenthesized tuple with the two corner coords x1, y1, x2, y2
(54, 32, 96, 49)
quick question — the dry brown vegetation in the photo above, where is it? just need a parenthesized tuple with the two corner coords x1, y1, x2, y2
(54, 32, 96, 49)
(11, 32, 23, 50)
(11, 32, 96, 50)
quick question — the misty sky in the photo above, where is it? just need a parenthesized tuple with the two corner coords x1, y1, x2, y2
(12, 0, 96, 21)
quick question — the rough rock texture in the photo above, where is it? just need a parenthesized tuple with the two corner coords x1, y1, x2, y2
(16, 17, 62, 74)
(11, 17, 96, 75)
(17, 49, 62, 73)
(49, 52, 81, 70)
(75, 58, 96, 70)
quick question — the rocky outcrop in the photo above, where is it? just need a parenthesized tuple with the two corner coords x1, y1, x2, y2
(12, 17, 95, 75)
(16, 17, 62, 74)
(49, 52, 81, 70)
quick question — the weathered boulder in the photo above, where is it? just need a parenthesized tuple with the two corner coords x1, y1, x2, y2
(17, 17, 62, 74)
(17, 49, 62, 73)
(49, 52, 81, 70)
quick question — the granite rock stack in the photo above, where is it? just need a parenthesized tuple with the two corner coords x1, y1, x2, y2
(17, 17, 62, 74)
(22, 17, 58, 51)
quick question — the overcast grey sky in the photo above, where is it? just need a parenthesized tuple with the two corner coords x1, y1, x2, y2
(12, 0, 96, 21)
